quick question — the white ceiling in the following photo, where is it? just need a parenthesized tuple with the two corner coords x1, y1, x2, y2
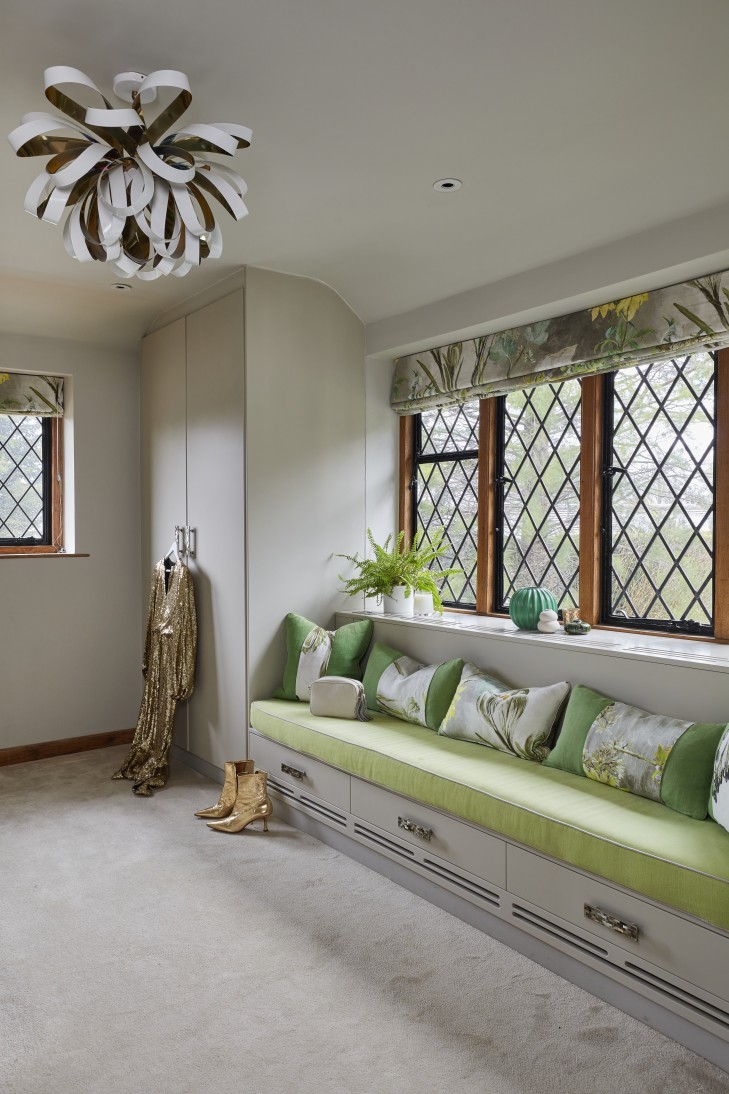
(1, 0, 729, 349)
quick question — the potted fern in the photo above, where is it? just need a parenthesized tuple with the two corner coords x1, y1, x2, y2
(338, 528, 462, 616)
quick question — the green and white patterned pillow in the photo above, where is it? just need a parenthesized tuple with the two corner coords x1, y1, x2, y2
(274, 613, 373, 701)
(438, 663, 569, 761)
(709, 725, 729, 833)
(363, 641, 463, 729)
(545, 684, 726, 819)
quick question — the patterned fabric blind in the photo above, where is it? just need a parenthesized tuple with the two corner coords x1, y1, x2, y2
(391, 270, 729, 414)
(0, 372, 64, 416)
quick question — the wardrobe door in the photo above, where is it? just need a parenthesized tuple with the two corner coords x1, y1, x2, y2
(185, 291, 246, 767)
(141, 319, 187, 570)
(141, 318, 188, 745)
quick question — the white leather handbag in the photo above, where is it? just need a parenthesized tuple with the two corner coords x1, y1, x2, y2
(309, 676, 371, 721)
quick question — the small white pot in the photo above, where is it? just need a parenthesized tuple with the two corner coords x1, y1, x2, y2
(364, 594, 384, 614)
(383, 585, 414, 616)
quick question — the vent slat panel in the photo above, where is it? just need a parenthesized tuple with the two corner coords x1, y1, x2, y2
(422, 857, 500, 907)
(354, 823, 416, 859)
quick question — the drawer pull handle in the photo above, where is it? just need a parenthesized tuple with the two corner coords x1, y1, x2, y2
(584, 903, 639, 942)
(281, 762, 306, 781)
(398, 816, 432, 842)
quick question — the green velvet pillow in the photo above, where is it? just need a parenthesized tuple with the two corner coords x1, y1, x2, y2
(544, 684, 725, 819)
(274, 613, 373, 701)
(362, 641, 463, 730)
(438, 663, 570, 762)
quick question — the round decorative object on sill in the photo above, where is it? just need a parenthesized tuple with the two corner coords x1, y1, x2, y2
(508, 586, 558, 631)
(383, 585, 414, 617)
(564, 619, 591, 635)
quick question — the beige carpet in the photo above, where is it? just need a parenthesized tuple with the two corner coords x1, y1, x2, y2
(1, 746, 728, 1094)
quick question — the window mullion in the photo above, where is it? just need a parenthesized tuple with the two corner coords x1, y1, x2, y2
(715, 349, 729, 640)
(477, 397, 497, 614)
(579, 375, 603, 626)
(398, 415, 416, 548)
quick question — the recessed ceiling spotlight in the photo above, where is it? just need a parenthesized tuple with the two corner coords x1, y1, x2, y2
(433, 178, 462, 192)
(111, 282, 132, 292)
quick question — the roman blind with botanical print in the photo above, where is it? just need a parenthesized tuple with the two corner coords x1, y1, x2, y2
(391, 270, 729, 414)
(0, 372, 64, 416)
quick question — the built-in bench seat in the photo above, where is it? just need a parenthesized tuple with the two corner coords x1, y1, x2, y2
(251, 698, 729, 931)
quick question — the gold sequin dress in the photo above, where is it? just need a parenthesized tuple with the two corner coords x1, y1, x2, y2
(113, 560, 197, 796)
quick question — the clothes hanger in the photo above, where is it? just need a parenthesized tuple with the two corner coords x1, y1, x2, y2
(163, 536, 180, 591)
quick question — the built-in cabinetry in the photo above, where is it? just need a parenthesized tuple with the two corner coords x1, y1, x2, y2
(141, 268, 366, 772)
(251, 725, 729, 1071)
(141, 290, 245, 768)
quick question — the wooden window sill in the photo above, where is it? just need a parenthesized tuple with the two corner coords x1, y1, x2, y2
(0, 551, 90, 559)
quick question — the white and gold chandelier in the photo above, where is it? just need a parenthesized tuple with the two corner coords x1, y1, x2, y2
(8, 67, 252, 280)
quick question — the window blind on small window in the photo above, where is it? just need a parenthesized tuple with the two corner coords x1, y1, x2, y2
(0, 372, 64, 417)
(391, 270, 729, 415)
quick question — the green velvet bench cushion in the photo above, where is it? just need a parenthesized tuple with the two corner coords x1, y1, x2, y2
(250, 699, 729, 931)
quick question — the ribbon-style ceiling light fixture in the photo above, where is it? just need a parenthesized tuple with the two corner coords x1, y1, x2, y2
(8, 67, 252, 280)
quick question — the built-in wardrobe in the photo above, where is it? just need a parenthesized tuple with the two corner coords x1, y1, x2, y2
(140, 267, 366, 776)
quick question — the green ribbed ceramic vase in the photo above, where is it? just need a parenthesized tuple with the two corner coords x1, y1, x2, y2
(508, 586, 558, 631)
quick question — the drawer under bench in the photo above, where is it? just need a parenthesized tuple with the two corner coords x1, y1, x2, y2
(248, 724, 729, 1062)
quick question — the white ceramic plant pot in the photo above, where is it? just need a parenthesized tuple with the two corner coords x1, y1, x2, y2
(383, 585, 414, 616)
(364, 594, 384, 614)
(413, 591, 434, 616)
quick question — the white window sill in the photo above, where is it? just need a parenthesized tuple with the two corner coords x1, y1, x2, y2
(337, 609, 729, 675)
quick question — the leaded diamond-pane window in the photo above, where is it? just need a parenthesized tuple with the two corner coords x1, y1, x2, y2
(602, 352, 715, 634)
(414, 403, 479, 607)
(0, 415, 51, 544)
(495, 381, 581, 611)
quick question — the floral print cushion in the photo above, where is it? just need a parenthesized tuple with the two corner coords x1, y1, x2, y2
(369, 645, 464, 730)
(274, 613, 373, 702)
(376, 656, 440, 727)
(710, 726, 729, 833)
(582, 703, 690, 801)
(437, 663, 569, 762)
(545, 684, 726, 820)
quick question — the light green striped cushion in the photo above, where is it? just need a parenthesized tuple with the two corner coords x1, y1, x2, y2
(251, 699, 729, 930)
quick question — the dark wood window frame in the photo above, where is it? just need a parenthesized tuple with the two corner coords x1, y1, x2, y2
(0, 416, 64, 555)
(400, 349, 729, 641)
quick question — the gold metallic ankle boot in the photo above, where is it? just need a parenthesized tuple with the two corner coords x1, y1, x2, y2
(207, 770, 273, 834)
(195, 760, 254, 819)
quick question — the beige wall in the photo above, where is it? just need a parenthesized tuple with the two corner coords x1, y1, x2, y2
(245, 268, 366, 701)
(365, 355, 399, 555)
(0, 333, 142, 749)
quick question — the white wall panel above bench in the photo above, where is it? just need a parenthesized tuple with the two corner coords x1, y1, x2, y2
(337, 612, 729, 725)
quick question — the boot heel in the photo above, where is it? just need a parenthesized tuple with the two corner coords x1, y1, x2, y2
(263, 816, 269, 832)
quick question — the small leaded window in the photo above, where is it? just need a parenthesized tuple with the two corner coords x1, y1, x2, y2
(0, 415, 54, 546)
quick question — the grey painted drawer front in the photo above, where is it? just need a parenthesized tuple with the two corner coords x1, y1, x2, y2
(351, 778, 506, 888)
(251, 732, 350, 811)
(508, 845, 729, 1001)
